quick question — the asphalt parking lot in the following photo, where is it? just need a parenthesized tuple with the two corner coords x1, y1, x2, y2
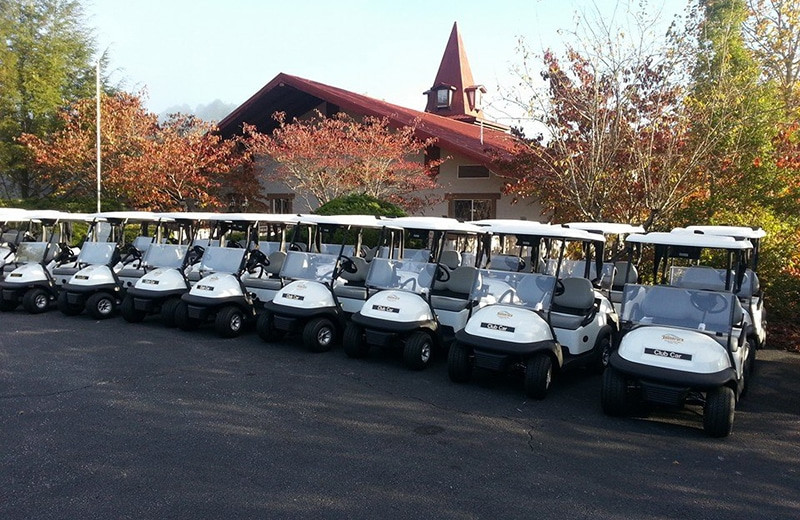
(1, 311, 799, 520)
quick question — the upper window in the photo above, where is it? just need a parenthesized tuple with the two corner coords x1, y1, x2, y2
(458, 165, 491, 179)
(436, 89, 451, 108)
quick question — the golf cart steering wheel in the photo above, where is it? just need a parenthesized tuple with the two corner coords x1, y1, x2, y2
(55, 242, 75, 264)
(338, 255, 358, 274)
(246, 249, 269, 274)
(554, 279, 565, 296)
(289, 242, 307, 252)
(121, 244, 142, 265)
(187, 244, 205, 265)
(435, 264, 451, 282)
(689, 291, 727, 313)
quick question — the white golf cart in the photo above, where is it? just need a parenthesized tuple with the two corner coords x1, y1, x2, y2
(601, 231, 754, 437)
(344, 217, 486, 370)
(174, 213, 294, 338)
(120, 212, 218, 326)
(258, 214, 401, 352)
(57, 212, 167, 319)
(0, 211, 88, 313)
(450, 221, 619, 398)
(1, 208, 32, 278)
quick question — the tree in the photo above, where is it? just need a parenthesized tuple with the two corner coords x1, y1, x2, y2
(314, 193, 406, 217)
(242, 111, 440, 213)
(0, 0, 100, 199)
(19, 91, 257, 210)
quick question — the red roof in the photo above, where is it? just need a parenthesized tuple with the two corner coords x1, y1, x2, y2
(217, 72, 519, 165)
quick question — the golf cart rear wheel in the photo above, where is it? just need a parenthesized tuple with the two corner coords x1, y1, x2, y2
(343, 322, 369, 358)
(447, 342, 473, 383)
(592, 329, 613, 373)
(215, 305, 245, 338)
(256, 310, 284, 342)
(22, 288, 50, 314)
(175, 301, 200, 331)
(86, 292, 115, 319)
(403, 331, 433, 371)
(703, 386, 735, 438)
(601, 367, 633, 416)
(121, 294, 146, 323)
(57, 291, 82, 316)
(160, 297, 181, 328)
(525, 353, 553, 400)
(303, 317, 337, 353)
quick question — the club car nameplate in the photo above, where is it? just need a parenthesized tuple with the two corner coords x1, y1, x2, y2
(9, 273, 22, 277)
(75, 275, 89, 280)
(196, 284, 214, 291)
(283, 293, 304, 301)
(481, 322, 515, 333)
(372, 304, 400, 313)
(644, 347, 692, 361)
(141, 279, 159, 285)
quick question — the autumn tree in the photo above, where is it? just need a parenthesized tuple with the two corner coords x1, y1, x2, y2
(242, 111, 440, 212)
(0, 0, 101, 199)
(20, 91, 257, 210)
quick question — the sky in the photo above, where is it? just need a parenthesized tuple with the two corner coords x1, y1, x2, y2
(85, 0, 686, 123)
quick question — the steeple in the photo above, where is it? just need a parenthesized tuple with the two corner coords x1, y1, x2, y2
(424, 22, 486, 122)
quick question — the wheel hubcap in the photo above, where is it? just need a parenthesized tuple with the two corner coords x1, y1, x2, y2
(98, 298, 112, 314)
(318, 326, 333, 346)
(420, 342, 431, 363)
(601, 345, 611, 367)
(545, 367, 552, 388)
(35, 294, 48, 309)
(230, 314, 242, 331)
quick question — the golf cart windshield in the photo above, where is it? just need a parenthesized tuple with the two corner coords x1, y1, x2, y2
(621, 284, 740, 334)
(365, 258, 437, 294)
(473, 270, 556, 311)
(143, 243, 188, 269)
(669, 266, 731, 292)
(2, 230, 20, 244)
(14, 242, 48, 263)
(197, 246, 246, 274)
(77, 242, 117, 265)
(281, 252, 338, 282)
(545, 259, 615, 289)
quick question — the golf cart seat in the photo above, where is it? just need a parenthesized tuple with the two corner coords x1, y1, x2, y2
(549, 277, 597, 330)
(737, 269, 760, 298)
(440, 250, 461, 270)
(335, 256, 370, 300)
(610, 262, 638, 303)
(431, 266, 478, 312)
(489, 255, 524, 272)
(673, 266, 726, 291)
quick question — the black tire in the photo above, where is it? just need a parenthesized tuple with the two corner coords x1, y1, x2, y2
(215, 305, 245, 338)
(57, 291, 82, 316)
(343, 322, 369, 358)
(120, 294, 146, 323)
(601, 367, 632, 416)
(175, 300, 200, 331)
(746, 337, 758, 376)
(0, 294, 18, 312)
(447, 342, 473, 383)
(524, 353, 553, 400)
(592, 330, 613, 373)
(403, 331, 433, 371)
(303, 317, 337, 353)
(160, 297, 181, 328)
(85, 292, 115, 319)
(256, 310, 285, 342)
(22, 288, 50, 314)
(704, 386, 735, 438)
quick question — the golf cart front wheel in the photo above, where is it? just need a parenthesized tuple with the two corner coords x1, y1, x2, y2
(174, 301, 200, 331)
(215, 305, 245, 338)
(303, 317, 337, 353)
(121, 294, 146, 323)
(447, 342, 473, 383)
(160, 297, 181, 328)
(525, 353, 553, 400)
(403, 331, 433, 371)
(57, 291, 82, 316)
(601, 367, 633, 416)
(703, 386, 735, 438)
(257, 310, 285, 342)
(86, 292, 115, 319)
(22, 288, 50, 314)
(343, 322, 369, 358)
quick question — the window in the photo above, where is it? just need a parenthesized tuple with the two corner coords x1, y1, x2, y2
(458, 165, 491, 179)
(436, 88, 451, 108)
(453, 199, 493, 221)
(265, 194, 293, 213)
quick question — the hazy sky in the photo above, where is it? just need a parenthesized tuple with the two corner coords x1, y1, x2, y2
(85, 0, 685, 122)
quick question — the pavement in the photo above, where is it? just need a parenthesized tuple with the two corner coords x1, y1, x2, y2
(1, 311, 799, 520)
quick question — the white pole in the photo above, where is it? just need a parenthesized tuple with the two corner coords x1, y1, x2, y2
(96, 59, 101, 212)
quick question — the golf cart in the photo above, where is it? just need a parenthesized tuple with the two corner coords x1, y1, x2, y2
(0, 211, 88, 313)
(57, 212, 167, 319)
(450, 221, 619, 399)
(258, 214, 402, 352)
(1, 208, 31, 278)
(344, 217, 486, 370)
(601, 231, 754, 437)
(120, 212, 218, 326)
(174, 213, 293, 338)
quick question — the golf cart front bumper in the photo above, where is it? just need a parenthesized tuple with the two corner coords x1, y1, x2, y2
(262, 300, 338, 333)
(61, 282, 121, 304)
(351, 312, 437, 347)
(181, 293, 251, 320)
(456, 329, 561, 371)
(609, 351, 737, 406)
(127, 286, 187, 312)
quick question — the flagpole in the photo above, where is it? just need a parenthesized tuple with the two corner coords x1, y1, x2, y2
(96, 59, 101, 212)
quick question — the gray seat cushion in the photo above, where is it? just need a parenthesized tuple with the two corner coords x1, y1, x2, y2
(550, 277, 595, 330)
(334, 284, 369, 301)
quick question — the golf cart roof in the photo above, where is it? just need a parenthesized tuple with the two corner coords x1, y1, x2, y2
(220, 212, 306, 224)
(565, 222, 645, 235)
(24, 210, 93, 223)
(682, 225, 766, 240)
(93, 211, 172, 223)
(0, 208, 30, 221)
(388, 216, 485, 234)
(157, 211, 229, 222)
(472, 219, 605, 242)
(297, 214, 403, 230)
(626, 231, 753, 250)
